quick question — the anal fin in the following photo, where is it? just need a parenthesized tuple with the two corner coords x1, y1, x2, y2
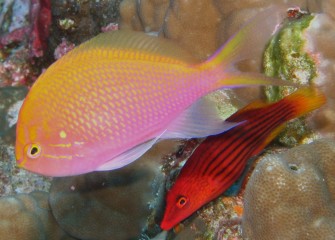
(163, 96, 242, 139)
(96, 137, 161, 171)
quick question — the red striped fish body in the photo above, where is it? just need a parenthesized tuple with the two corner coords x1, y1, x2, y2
(160, 87, 326, 230)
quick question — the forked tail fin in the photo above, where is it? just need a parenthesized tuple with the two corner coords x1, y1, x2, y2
(197, 4, 296, 88)
(203, 5, 286, 70)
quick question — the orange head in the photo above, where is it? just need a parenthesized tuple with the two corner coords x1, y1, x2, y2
(15, 82, 99, 177)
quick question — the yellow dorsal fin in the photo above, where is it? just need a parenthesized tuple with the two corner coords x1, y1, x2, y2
(71, 30, 200, 64)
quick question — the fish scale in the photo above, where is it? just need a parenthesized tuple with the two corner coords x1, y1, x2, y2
(160, 87, 326, 230)
(16, 7, 291, 176)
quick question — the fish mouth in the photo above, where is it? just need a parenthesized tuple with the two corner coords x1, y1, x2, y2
(15, 140, 25, 168)
(15, 149, 26, 168)
(160, 219, 175, 231)
(16, 158, 26, 168)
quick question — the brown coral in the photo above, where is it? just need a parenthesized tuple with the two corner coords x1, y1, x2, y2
(242, 139, 335, 239)
(48, 140, 180, 240)
(120, 0, 324, 60)
(304, 13, 335, 139)
(0, 191, 74, 240)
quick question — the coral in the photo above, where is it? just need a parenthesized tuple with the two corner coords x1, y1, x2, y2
(119, 0, 169, 32)
(51, 0, 122, 47)
(0, 87, 51, 197)
(0, 1, 334, 240)
(0, 47, 40, 86)
(0, 143, 52, 197)
(264, 12, 335, 143)
(49, 140, 179, 240)
(242, 139, 335, 239)
(0, 0, 52, 86)
(322, 0, 335, 20)
(119, 0, 323, 61)
(0, 191, 75, 240)
(305, 14, 335, 139)
(30, 0, 52, 57)
(264, 13, 316, 93)
(53, 38, 75, 60)
(118, 0, 333, 108)
(0, 0, 51, 58)
(0, 87, 27, 144)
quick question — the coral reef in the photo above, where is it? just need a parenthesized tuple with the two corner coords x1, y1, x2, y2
(0, 191, 75, 240)
(50, 0, 122, 48)
(119, 0, 335, 110)
(49, 140, 179, 240)
(119, 0, 325, 60)
(1, 0, 335, 239)
(0, 0, 52, 86)
(0, 0, 51, 58)
(0, 87, 51, 197)
(242, 139, 335, 239)
(0, 142, 51, 197)
(304, 13, 335, 139)
(0, 48, 38, 86)
(0, 87, 27, 144)
(263, 12, 335, 144)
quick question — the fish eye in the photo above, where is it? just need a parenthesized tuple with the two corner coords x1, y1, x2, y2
(176, 196, 188, 208)
(26, 144, 42, 159)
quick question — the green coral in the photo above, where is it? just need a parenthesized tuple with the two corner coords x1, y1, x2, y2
(264, 14, 316, 101)
(263, 14, 318, 147)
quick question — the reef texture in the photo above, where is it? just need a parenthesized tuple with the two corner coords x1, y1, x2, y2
(49, 140, 179, 240)
(242, 139, 335, 239)
(50, 0, 122, 49)
(264, 12, 335, 144)
(0, 87, 51, 197)
(120, 1, 335, 132)
(0, 191, 75, 240)
(0, 87, 27, 145)
(119, 0, 330, 60)
(304, 13, 335, 139)
(1, 1, 335, 240)
(0, 0, 52, 86)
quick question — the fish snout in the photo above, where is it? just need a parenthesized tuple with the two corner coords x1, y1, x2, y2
(160, 217, 175, 231)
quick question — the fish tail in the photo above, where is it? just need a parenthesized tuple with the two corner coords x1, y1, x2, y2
(227, 87, 326, 123)
(281, 87, 326, 118)
(261, 87, 326, 147)
(198, 4, 295, 88)
(225, 86, 326, 148)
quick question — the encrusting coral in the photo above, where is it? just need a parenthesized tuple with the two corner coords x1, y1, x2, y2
(1, 1, 335, 239)
(119, 0, 327, 60)
(48, 140, 179, 240)
(304, 13, 335, 139)
(242, 139, 335, 239)
(263, 11, 335, 143)
(0, 191, 75, 240)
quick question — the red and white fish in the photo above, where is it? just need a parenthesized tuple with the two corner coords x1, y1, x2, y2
(16, 6, 289, 176)
(160, 87, 326, 230)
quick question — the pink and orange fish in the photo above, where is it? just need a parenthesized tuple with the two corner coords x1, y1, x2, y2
(160, 87, 326, 230)
(16, 7, 288, 176)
